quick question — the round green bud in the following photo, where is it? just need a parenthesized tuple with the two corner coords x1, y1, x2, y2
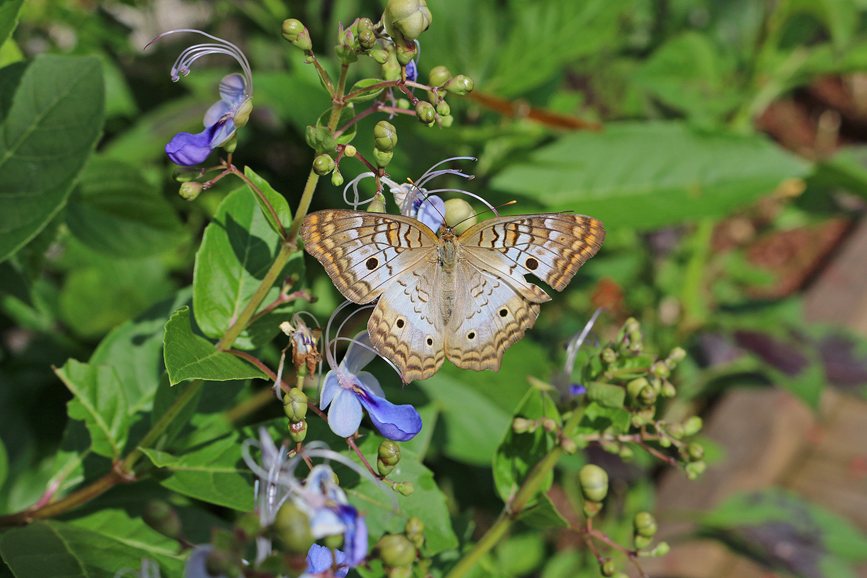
(142, 500, 182, 540)
(358, 28, 377, 50)
(685, 442, 704, 462)
(614, 573, 630, 578)
(379, 440, 401, 465)
(370, 49, 390, 64)
(601, 559, 616, 577)
(601, 348, 617, 363)
(512, 417, 531, 433)
(685, 461, 706, 480)
(374, 120, 398, 151)
(373, 148, 394, 168)
(627, 377, 650, 405)
(436, 100, 450, 117)
(235, 511, 262, 539)
(343, 145, 357, 157)
(428, 65, 452, 87)
(540, 418, 557, 432)
(443, 75, 474, 96)
(388, 566, 413, 578)
(382, 0, 432, 43)
(634, 534, 652, 550)
(273, 502, 314, 553)
(619, 445, 634, 460)
(395, 482, 415, 496)
(313, 154, 335, 175)
(440, 114, 454, 128)
(633, 512, 658, 538)
(561, 437, 578, 455)
(357, 17, 374, 33)
(658, 436, 672, 448)
(234, 98, 253, 128)
(368, 193, 387, 213)
(651, 541, 670, 556)
(668, 347, 686, 364)
(179, 182, 203, 201)
(638, 384, 657, 406)
(406, 517, 425, 548)
(651, 361, 670, 378)
(661, 381, 676, 397)
(335, 44, 359, 64)
(396, 44, 417, 66)
(220, 134, 238, 153)
(583, 500, 602, 517)
(683, 416, 703, 436)
(377, 534, 417, 568)
(444, 198, 476, 232)
(289, 419, 307, 443)
(282, 19, 313, 51)
(397, 98, 411, 110)
(172, 167, 200, 183)
(283, 388, 308, 422)
(578, 464, 608, 502)
(378, 459, 395, 477)
(415, 101, 436, 124)
(667, 423, 684, 439)
(331, 170, 344, 187)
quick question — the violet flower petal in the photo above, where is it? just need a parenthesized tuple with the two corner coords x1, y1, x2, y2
(357, 390, 422, 441)
(326, 388, 363, 438)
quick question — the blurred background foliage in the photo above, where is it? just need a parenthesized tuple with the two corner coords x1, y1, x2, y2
(2, 0, 867, 576)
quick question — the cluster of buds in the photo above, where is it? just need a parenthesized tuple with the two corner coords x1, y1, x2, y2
(373, 517, 424, 578)
(373, 120, 398, 169)
(283, 388, 309, 443)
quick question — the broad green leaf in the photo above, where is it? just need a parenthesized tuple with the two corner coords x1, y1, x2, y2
(417, 373, 512, 465)
(45, 420, 92, 504)
(65, 157, 186, 258)
(316, 104, 356, 144)
(493, 389, 560, 504)
(55, 360, 129, 459)
(586, 381, 625, 409)
(0, 520, 183, 578)
(0, 0, 24, 48)
(0, 55, 104, 263)
(341, 434, 458, 555)
(808, 145, 867, 197)
(346, 78, 385, 103)
(65, 508, 178, 560)
(495, 532, 546, 575)
(140, 433, 254, 511)
(163, 307, 266, 385)
(516, 493, 569, 529)
(577, 402, 632, 435)
(490, 121, 811, 231)
(245, 166, 292, 236)
(90, 289, 192, 413)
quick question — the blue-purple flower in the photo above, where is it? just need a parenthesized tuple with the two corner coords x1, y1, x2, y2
(304, 544, 349, 577)
(148, 29, 253, 166)
(321, 332, 422, 441)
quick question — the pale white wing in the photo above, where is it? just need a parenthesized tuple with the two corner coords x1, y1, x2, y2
(301, 210, 439, 303)
(369, 260, 445, 382)
(445, 264, 540, 372)
(459, 213, 605, 302)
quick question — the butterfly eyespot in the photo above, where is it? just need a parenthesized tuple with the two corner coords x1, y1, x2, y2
(525, 257, 539, 271)
(426, 337, 433, 346)
(499, 308, 508, 317)
(396, 318, 405, 329)
(466, 331, 476, 340)
(365, 257, 379, 270)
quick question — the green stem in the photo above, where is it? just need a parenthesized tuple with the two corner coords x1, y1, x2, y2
(679, 218, 713, 333)
(445, 409, 585, 578)
(285, 167, 321, 243)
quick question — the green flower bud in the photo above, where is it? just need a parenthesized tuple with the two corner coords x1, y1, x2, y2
(283, 388, 308, 421)
(667, 423, 684, 439)
(540, 417, 557, 432)
(305, 125, 337, 153)
(578, 464, 608, 502)
(378, 460, 396, 477)
(443, 75, 474, 96)
(396, 44, 417, 66)
(415, 101, 436, 124)
(172, 167, 201, 183)
(685, 442, 704, 462)
(273, 502, 314, 553)
(627, 377, 650, 405)
(613, 573, 630, 578)
(374, 120, 398, 151)
(335, 44, 359, 64)
(440, 114, 454, 128)
(512, 417, 531, 433)
(583, 500, 602, 518)
(313, 154, 335, 175)
(382, 46, 401, 81)
(235, 511, 262, 539)
(289, 419, 307, 443)
(142, 500, 182, 540)
(436, 100, 450, 117)
(377, 534, 417, 568)
(370, 49, 390, 64)
(220, 134, 238, 153)
(397, 98, 411, 110)
(683, 416, 703, 436)
(633, 512, 657, 538)
(388, 566, 413, 578)
(344, 145, 357, 157)
(395, 482, 414, 496)
(601, 559, 616, 577)
(379, 440, 401, 466)
(234, 98, 253, 128)
(368, 192, 387, 213)
(651, 361, 670, 378)
(331, 170, 344, 187)
(358, 29, 377, 50)
(405, 517, 424, 548)
(685, 461, 706, 480)
(382, 0, 432, 43)
(650, 541, 670, 556)
(373, 148, 394, 168)
(428, 65, 452, 87)
(658, 436, 671, 448)
(601, 348, 617, 364)
(634, 534, 652, 550)
(667, 346, 686, 364)
(561, 437, 578, 455)
(179, 182, 203, 201)
(638, 384, 657, 406)
(282, 19, 313, 51)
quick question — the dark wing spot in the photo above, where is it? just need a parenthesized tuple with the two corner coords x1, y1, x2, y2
(365, 257, 379, 270)
(426, 337, 433, 346)
(396, 318, 405, 329)
(467, 331, 476, 340)
(525, 257, 539, 271)
(499, 308, 508, 317)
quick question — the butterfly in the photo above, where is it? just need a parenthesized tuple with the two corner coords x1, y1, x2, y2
(301, 209, 605, 382)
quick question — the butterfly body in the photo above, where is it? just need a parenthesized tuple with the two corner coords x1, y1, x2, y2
(301, 210, 604, 382)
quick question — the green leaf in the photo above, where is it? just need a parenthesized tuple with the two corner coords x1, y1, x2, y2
(163, 307, 266, 385)
(140, 433, 254, 511)
(0, 520, 183, 578)
(55, 360, 130, 459)
(493, 389, 560, 504)
(65, 508, 179, 560)
(0, 55, 105, 263)
(0, 437, 7, 490)
(578, 402, 632, 434)
(416, 373, 512, 465)
(90, 289, 192, 413)
(192, 186, 304, 350)
(490, 121, 811, 231)
(65, 157, 187, 258)
(316, 104, 357, 145)
(495, 532, 546, 575)
(346, 78, 385, 103)
(341, 434, 458, 555)
(585, 381, 625, 408)
(0, 0, 24, 48)
(808, 145, 867, 198)
(45, 420, 92, 505)
(244, 166, 291, 236)
(517, 493, 569, 529)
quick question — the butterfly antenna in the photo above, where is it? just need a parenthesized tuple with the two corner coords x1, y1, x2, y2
(451, 200, 518, 231)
